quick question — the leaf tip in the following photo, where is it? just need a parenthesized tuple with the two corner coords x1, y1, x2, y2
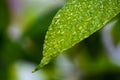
(32, 57, 51, 73)
(32, 66, 41, 73)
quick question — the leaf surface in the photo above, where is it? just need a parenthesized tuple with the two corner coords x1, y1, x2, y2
(33, 0, 120, 72)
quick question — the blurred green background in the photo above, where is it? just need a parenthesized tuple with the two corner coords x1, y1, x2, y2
(0, 0, 120, 80)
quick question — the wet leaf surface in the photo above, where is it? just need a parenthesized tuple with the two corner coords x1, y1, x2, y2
(33, 0, 120, 72)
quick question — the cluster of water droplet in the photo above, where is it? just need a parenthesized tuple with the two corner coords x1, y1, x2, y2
(36, 0, 120, 70)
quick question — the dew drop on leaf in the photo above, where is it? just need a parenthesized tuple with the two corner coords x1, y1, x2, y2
(33, 0, 120, 72)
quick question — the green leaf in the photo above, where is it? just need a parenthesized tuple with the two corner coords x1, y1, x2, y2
(33, 0, 120, 72)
